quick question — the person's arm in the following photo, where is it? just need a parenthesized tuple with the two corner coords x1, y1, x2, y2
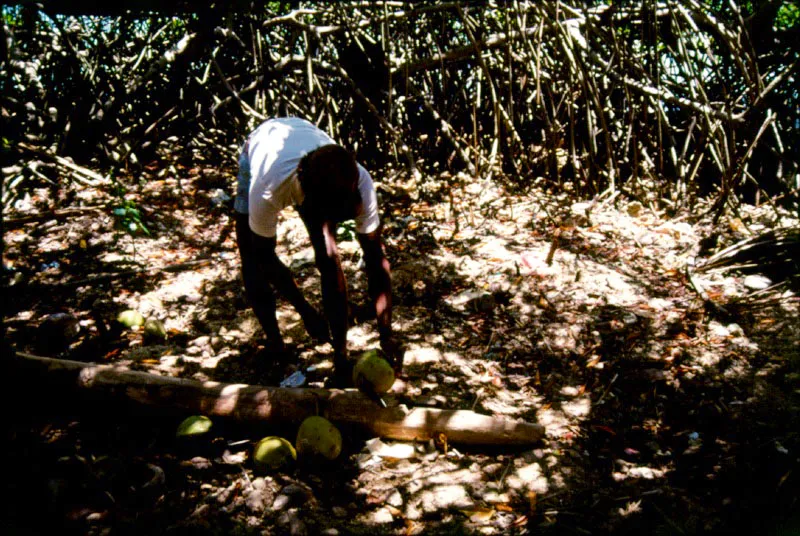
(307, 220, 350, 369)
(357, 227, 402, 371)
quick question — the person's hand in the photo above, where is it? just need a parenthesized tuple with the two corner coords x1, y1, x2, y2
(380, 336, 405, 373)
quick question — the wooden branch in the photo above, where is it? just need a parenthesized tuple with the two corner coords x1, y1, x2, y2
(127, 32, 198, 102)
(211, 56, 267, 121)
(17, 143, 110, 187)
(392, 25, 539, 76)
(11, 353, 545, 446)
(421, 99, 476, 176)
(582, 47, 743, 124)
(316, 59, 419, 178)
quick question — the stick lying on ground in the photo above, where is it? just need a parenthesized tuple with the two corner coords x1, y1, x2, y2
(11, 352, 544, 446)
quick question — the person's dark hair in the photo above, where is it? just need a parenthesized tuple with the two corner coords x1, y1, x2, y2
(297, 144, 361, 223)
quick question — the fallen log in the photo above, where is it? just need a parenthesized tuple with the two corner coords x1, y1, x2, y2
(11, 352, 544, 446)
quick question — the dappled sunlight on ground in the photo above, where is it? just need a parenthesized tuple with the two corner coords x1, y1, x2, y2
(4, 166, 799, 534)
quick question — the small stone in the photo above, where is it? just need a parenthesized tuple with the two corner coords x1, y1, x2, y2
(570, 201, 593, 225)
(332, 506, 347, 518)
(626, 201, 643, 217)
(386, 490, 403, 507)
(432, 395, 449, 406)
(708, 321, 730, 339)
(419, 485, 474, 513)
(272, 483, 313, 511)
(727, 323, 745, 337)
(86, 512, 103, 523)
(483, 491, 512, 504)
(244, 483, 271, 514)
(183, 456, 212, 470)
(445, 290, 495, 313)
(743, 274, 772, 290)
(277, 509, 307, 536)
(405, 501, 423, 520)
(560, 386, 581, 397)
(371, 507, 395, 524)
(210, 336, 224, 351)
(272, 494, 290, 511)
(482, 463, 503, 476)
(191, 335, 211, 348)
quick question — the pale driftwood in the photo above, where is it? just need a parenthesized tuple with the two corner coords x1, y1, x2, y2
(12, 353, 544, 446)
(17, 143, 110, 187)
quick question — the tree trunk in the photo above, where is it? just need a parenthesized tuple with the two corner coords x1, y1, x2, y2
(10, 353, 545, 446)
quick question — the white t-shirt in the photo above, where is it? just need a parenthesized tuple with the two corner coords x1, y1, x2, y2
(243, 117, 379, 238)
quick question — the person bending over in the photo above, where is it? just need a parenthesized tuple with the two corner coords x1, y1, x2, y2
(234, 117, 400, 382)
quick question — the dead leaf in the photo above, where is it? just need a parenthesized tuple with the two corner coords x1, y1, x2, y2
(103, 348, 121, 360)
(512, 515, 529, 527)
(366, 493, 384, 505)
(586, 355, 602, 368)
(386, 505, 403, 517)
(433, 432, 449, 454)
(461, 507, 495, 523)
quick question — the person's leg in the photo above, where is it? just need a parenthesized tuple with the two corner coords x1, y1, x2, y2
(234, 142, 284, 348)
(235, 213, 284, 347)
(258, 253, 331, 343)
(301, 218, 350, 379)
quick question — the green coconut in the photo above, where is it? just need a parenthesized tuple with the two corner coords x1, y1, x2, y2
(352, 350, 396, 395)
(295, 416, 342, 461)
(253, 436, 297, 472)
(176, 415, 213, 437)
(143, 318, 167, 341)
(117, 309, 145, 328)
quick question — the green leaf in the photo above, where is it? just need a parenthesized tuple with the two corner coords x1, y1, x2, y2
(776, 2, 800, 29)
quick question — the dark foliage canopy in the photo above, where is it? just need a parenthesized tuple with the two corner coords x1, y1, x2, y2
(2, 1, 799, 213)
